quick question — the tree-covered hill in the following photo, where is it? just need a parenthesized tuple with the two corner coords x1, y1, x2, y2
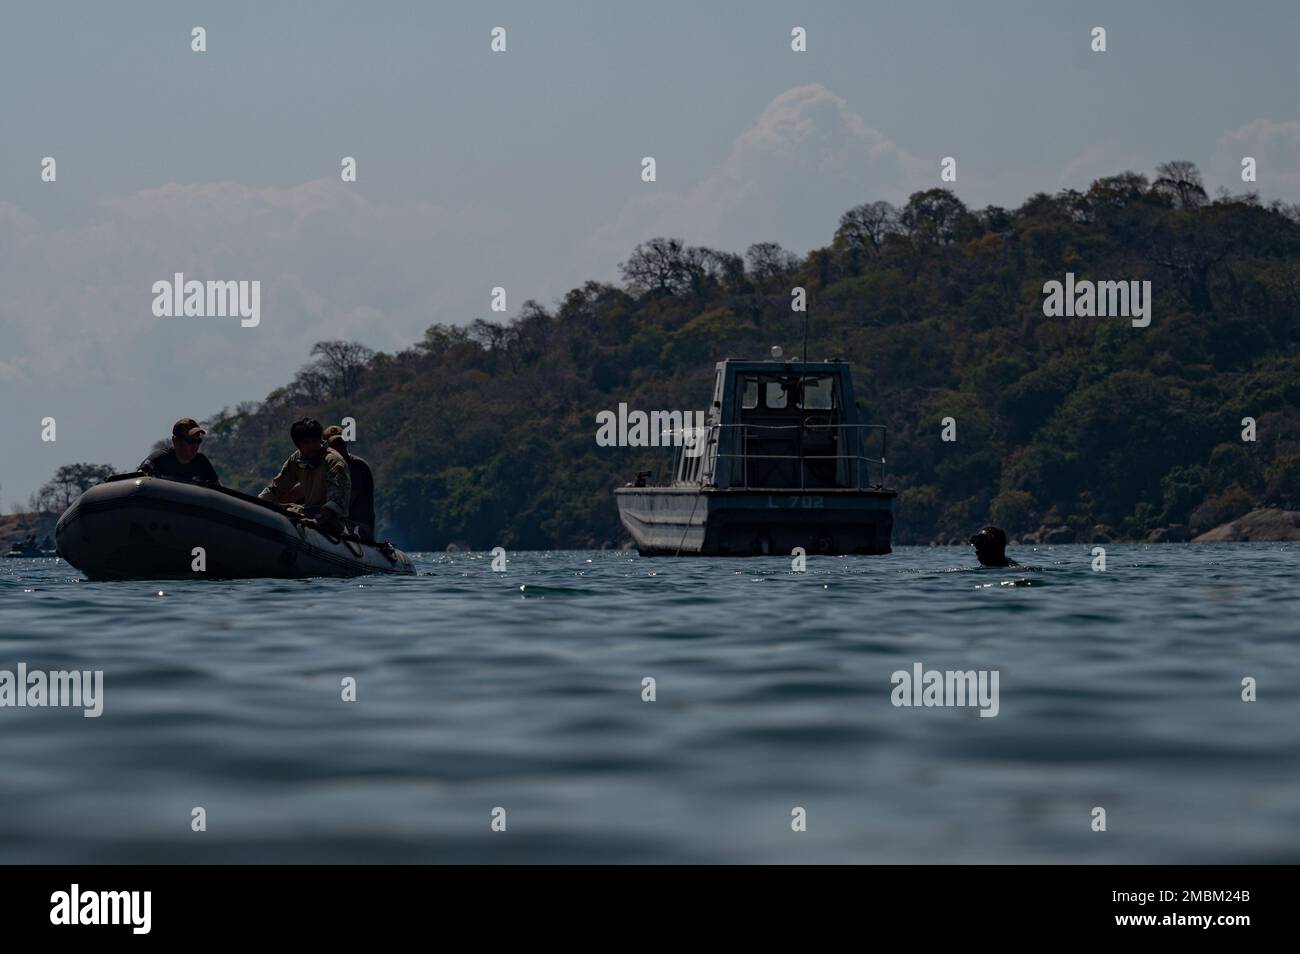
(198, 162, 1300, 549)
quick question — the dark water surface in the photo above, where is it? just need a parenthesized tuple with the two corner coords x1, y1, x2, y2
(1, 544, 1297, 863)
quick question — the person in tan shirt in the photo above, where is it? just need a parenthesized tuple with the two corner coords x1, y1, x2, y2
(258, 417, 351, 535)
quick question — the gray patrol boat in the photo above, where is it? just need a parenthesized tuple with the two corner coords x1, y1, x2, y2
(615, 353, 896, 556)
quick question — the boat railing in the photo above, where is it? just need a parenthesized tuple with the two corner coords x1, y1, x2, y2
(672, 422, 887, 490)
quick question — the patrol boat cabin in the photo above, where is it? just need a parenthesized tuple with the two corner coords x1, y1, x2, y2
(615, 355, 896, 556)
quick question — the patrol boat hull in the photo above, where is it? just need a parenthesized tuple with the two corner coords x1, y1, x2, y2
(615, 486, 896, 556)
(55, 474, 414, 580)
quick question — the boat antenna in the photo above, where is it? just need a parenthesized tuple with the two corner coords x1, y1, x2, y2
(802, 304, 809, 365)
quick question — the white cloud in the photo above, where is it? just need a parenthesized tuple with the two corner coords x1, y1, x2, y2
(1059, 145, 1110, 189)
(1218, 119, 1300, 194)
(0, 180, 520, 386)
(570, 84, 933, 283)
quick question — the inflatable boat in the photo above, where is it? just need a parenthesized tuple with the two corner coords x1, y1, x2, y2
(55, 474, 415, 580)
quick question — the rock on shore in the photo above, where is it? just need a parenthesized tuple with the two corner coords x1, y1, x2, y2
(1192, 509, 1300, 542)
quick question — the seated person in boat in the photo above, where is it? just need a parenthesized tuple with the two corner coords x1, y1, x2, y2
(258, 417, 351, 535)
(139, 417, 221, 485)
(323, 425, 376, 541)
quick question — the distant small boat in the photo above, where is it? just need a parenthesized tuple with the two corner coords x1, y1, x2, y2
(55, 474, 414, 580)
(615, 356, 896, 556)
(2, 547, 57, 559)
(3, 529, 55, 558)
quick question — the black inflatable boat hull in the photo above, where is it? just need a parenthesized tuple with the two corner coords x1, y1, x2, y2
(55, 475, 415, 580)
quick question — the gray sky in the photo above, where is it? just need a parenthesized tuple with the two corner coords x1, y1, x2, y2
(2, 0, 1298, 506)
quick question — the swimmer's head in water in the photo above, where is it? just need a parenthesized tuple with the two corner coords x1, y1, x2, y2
(970, 526, 1014, 567)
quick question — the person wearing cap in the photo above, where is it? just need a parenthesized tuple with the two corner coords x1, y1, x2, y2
(258, 417, 351, 536)
(138, 418, 221, 485)
(323, 425, 375, 541)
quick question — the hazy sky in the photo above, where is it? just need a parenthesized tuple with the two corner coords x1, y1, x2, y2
(2, 0, 1298, 506)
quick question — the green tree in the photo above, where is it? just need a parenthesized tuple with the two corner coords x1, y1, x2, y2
(990, 489, 1035, 533)
(30, 463, 116, 514)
